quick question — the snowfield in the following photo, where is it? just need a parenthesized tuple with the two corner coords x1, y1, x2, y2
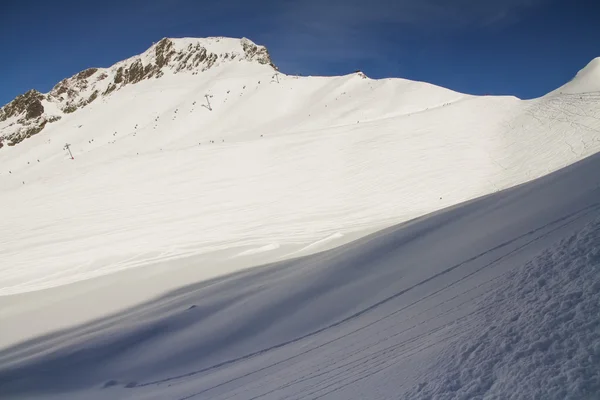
(0, 38, 599, 399)
(1, 42, 599, 296)
(1, 138, 600, 400)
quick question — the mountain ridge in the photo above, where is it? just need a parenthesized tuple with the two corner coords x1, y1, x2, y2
(0, 37, 276, 147)
(547, 56, 600, 96)
(1, 36, 597, 149)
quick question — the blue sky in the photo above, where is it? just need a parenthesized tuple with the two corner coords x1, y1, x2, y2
(1, 0, 598, 106)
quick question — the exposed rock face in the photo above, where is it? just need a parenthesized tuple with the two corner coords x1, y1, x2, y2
(155, 38, 176, 69)
(0, 90, 52, 146)
(241, 38, 277, 69)
(100, 37, 275, 96)
(0, 90, 45, 123)
(0, 37, 276, 148)
(49, 67, 112, 116)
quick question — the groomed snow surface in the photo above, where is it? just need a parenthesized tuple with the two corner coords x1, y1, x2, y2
(1, 40, 600, 399)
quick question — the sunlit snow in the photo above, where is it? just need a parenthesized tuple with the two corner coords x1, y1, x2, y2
(1, 38, 599, 400)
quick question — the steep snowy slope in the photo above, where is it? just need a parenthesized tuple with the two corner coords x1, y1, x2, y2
(0, 38, 599, 296)
(1, 142, 599, 400)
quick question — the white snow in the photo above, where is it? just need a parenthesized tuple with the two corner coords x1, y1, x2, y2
(235, 243, 280, 257)
(1, 38, 600, 399)
(1, 143, 600, 400)
(405, 219, 600, 399)
(548, 57, 600, 95)
(1, 48, 599, 295)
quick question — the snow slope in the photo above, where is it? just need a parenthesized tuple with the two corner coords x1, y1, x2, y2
(1, 139, 600, 400)
(1, 38, 600, 295)
(1, 37, 600, 399)
(548, 57, 600, 95)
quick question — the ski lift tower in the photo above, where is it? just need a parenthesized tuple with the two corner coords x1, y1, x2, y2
(203, 94, 214, 111)
(64, 143, 74, 160)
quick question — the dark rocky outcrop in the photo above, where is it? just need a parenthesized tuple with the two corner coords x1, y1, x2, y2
(155, 38, 176, 69)
(0, 90, 45, 123)
(241, 38, 277, 70)
(75, 68, 98, 80)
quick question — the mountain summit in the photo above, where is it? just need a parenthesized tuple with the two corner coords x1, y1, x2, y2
(0, 37, 275, 147)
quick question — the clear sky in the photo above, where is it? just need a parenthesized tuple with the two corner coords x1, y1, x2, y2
(1, 0, 598, 106)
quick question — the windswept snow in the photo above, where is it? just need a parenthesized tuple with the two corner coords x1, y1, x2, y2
(1, 45, 600, 295)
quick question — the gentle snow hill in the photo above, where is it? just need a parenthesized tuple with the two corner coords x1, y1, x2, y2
(1, 138, 600, 400)
(0, 38, 599, 296)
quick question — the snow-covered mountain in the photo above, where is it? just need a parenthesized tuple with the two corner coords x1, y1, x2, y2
(1, 37, 600, 399)
(0, 37, 274, 147)
(1, 38, 599, 296)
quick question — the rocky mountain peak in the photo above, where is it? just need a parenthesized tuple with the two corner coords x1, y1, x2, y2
(0, 37, 276, 148)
